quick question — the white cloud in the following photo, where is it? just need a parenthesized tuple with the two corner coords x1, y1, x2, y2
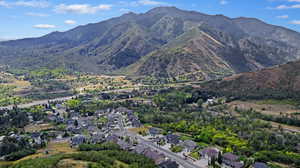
(33, 24, 56, 29)
(54, 4, 112, 14)
(64, 20, 76, 25)
(0, 0, 50, 8)
(138, 0, 165, 6)
(120, 8, 131, 12)
(119, 0, 168, 7)
(288, 0, 300, 2)
(274, 4, 300, 9)
(290, 20, 300, 24)
(26, 12, 49, 17)
(220, 0, 228, 5)
(277, 15, 289, 19)
(0, 0, 9, 7)
(14, 0, 50, 8)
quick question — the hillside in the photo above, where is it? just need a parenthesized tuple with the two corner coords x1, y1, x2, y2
(1, 7, 300, 79)
(200, 60, 300, 99)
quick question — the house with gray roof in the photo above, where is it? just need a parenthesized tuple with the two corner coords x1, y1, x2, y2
(181, 140, 197, 152)
(222, 153, 241, 168)
(71, 135, 86, 147)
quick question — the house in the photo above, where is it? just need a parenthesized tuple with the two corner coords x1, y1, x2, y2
(132, 120, 142, 128)
(117, 140, 132, 151)
(134, 144, 148, 154)
(71, 135, 86, 147)
(253, 162, 269, 168)
(106, 134, 119, 144)
(90, 133, 105, 144)
(181, 140, 197, 152)
(222, 153, 240, 168)
(232, 162, 244, 168)
(166, 134, 180, 145)
(67, 126, 82, 134)
(144, 150, 166, 165)
(159, 160, 179, 168)
(149, 127, 161, 137)
(200, 147, 219, 160)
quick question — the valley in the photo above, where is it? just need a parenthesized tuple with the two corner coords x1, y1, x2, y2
(0, 6, 300, 168)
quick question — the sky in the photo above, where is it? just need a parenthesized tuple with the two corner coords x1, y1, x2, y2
(0, 0, 300, 40)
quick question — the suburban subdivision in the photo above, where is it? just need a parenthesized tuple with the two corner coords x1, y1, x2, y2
(0, 3, 300, 168)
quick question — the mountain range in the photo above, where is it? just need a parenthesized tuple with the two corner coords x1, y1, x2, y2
(1, 7, 300, 80)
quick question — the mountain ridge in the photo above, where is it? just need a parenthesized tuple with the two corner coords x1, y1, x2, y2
(1, 7, 300, 80)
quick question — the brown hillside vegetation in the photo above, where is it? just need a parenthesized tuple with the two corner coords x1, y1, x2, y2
(201, 60, 300, 99)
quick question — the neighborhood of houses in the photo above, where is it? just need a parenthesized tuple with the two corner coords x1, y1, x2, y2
(0, 98, 269, 168)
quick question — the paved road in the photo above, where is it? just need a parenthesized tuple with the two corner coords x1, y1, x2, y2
(0, 95, 78, 110)
(129, 132, 203, 168)
(0, 88, 137, 110)
(116, 113, 203, 168)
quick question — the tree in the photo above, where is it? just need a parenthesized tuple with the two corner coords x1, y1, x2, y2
(74, 120, 79, 127)
(197, 99, 204, 107)
(217, 151, 222, 164)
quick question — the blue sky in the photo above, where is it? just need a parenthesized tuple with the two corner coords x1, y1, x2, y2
(0, 0, 300, 40)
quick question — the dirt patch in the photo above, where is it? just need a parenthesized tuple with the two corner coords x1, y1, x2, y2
(24, 123, 54, 133)
(57, 159, 89, 168)
(228, 100, 300, 116)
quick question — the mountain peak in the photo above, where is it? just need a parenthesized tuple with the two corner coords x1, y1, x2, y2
(146, 6, 182, 14)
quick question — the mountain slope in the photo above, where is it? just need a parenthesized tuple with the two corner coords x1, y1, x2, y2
(1, 7, 300, 79)
(200, 60, 300, 99)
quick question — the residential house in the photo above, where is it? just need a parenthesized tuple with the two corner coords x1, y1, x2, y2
(90, 133, 105, 144)
(166, 134, 180, 145)
(222, 153, 242, 168)
(106, 134, 119, 144)
(200, 147, 219, 160)
(181, 140, 197, 152)
(71, 135, 86, 147)
(134, 144, 148, 154)
(159, 160, 179, 168)
(144, 150, 166, 165)
(117, 140, 132, 151)
(253, 162, 269, 168)
(149, 127, 161, 137)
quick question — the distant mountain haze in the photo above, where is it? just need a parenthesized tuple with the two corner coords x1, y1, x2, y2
(1, 7, 300, 80)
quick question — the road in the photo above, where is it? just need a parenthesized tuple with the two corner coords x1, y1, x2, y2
(0, 95, 78, 110)
(0, 88, 137, 110)
(117, 115, 203, 168)
(127, 131, 203, 168)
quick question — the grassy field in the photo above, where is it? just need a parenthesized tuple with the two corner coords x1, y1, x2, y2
(0, 141, 77, 167)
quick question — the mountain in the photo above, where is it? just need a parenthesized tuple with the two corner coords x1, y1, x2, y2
(1, 7, 300, 80)
(200, 60, 300, 100)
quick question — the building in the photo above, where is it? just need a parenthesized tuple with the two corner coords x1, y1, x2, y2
(159, 160, 179, 168)
(149, 127, 161, 137)
(144, 150, 166, 165)
(253, 162, 269, 168)
(71, 135, 86, 147)
(222, 153, 241, 168)
(166, 134, 180, 145)
(181, 140, 197, 152)
(200, 147, 219, 160)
